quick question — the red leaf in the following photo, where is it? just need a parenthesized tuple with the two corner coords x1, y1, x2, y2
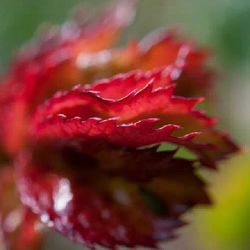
(0, 167, 44, 250)
(0, 2, 213, 155)
(137, 29, 214, 97)
(31, 70, 238, 167)
(0, 0, 137, 154)
(0, 1, 238, 248)
(17, 144, 209, 249)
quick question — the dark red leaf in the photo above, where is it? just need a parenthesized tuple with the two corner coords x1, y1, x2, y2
(17, 143, 209, 249)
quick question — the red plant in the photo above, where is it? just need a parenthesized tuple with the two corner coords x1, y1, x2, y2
(0, 1, 238, 249)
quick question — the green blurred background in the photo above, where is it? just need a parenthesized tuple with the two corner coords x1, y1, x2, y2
(0, 0, 249, 249)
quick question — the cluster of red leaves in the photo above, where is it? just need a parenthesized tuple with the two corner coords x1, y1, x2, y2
(0, 0, 238, 249)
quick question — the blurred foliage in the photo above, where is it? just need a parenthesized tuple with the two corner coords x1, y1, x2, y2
(0, 0, 250, 70)
(212, 0, 250, 68)
(195, 153, 250, 250)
